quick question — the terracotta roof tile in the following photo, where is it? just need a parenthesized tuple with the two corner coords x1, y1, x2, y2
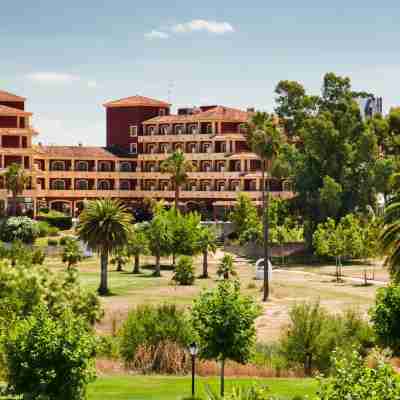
(103, 95, 170, 108)
(0, 105, 31, 116)
(0, 90, 26, 102)
(33, 146, 119, 159)
(143, 106, 250, 124)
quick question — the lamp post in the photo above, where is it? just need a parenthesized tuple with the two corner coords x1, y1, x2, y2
(189, 342, 198, 397)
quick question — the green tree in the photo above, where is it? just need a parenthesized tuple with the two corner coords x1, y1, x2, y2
(126, 225, 149, 274)
(172, 256, 195, 285)
(77, 199, 133, 295)
(229, 193, 259, 238)
(380, 194, 400, 281)
(319, 176, 343, 219)
(161, 150, 195, 210)
(110, 248, 129, 272)
(3, 305, 97, 400)
(145, 202, 173, 277)
(370, 285, 400, 355)
(196, 225, 217, 279)
(216, 254, 237, 280)
(61, 238, 84, 270)
(245, 111, 284, 301)
(3, 163, 29, 216)
(191, 281, 261, 397)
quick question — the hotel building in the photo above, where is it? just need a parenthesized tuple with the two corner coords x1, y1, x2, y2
(0, 90, 292, 217)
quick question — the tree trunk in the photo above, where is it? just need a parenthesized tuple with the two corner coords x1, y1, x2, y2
(154, 253, 161, 277)
(201, 250, 208, 278)
(133, 255, 140, 274)
(262, 162, 270, 302)
(98, 251, 109, 295)
(172, 253, 176, 267)
(304, 353, 312, 376)
(116, 260, 123, 272)
(175, 184, 180, 212)
(12, 192, 17, 216)
(220, 358, 225, 397)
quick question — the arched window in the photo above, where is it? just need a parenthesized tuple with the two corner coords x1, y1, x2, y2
(120, 162, 132, 172)
(51, 179, 66, 190)
(75, 161, 89, 171)
(175, 125, 184, 135)
(76, 179, 88, 190)
(51, 161, 65, 171)
(119, 180, 130, 191)
(98, 180, 110, 190)
(98, 161, 111, 172)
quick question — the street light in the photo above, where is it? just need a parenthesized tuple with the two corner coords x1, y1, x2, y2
(189, 342, 198, 397)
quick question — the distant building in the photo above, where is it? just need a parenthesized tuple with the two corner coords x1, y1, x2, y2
(0, 90, 292, 218)
(357, 96, 383, 120)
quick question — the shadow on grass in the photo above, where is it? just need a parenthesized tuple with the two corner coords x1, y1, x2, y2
(142, 263, 175, 271)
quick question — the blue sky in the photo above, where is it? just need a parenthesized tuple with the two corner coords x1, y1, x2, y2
(1, 1, 399, 145)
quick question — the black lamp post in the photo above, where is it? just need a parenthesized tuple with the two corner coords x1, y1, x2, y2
(189, 342, 198, 397)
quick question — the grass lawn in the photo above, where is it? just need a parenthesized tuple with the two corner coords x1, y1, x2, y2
(88, 376, 317, 400)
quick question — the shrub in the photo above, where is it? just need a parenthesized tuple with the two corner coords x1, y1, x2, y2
(370, 285, 400, 355)
(37, 220, 50, 237)
(317, 349, 400, 399)
(280, 301, 374, 376)
(119, 304, 192, 372)
(2, 305, 97, 400)
(96, 335, 120, 359)
(31, 248, 46, 265)
(37, 210, 73, 230)
(216, 254, 237, 280)
(60, 235, 76, 245)
(172, 256, 195, 285)
(48, 238, 58, 246)
(48, 226, 60, 237)
(0, 217, 39, 244)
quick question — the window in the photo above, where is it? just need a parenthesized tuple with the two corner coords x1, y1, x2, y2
(129, 143, 137, 154)
(175, 125, 184, 135)
(189, 124, 198, 134)
(51, 179, 66, 190)
(160, 125, 169, 135)
(98, 161, 112, 171)
(119, 180, 130, 190)
(51, 161, 65, 171)
(98, 180, 110, 190)
(76, 179, 89, 190)
(206, 124, 213, 134)
(75, 161, 89, 171)
(159, 108, 166, 116)
(120, 162, 132, 172)
(148, 126, 155, 135)
(129, 125, 138, 137)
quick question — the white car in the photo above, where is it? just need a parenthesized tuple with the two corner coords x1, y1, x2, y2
(255, 258, 273, 281)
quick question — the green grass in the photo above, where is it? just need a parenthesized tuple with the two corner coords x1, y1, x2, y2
(88, 376, 317, 400)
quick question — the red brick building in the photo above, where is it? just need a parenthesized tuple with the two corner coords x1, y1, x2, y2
(0, 90, 292, 217)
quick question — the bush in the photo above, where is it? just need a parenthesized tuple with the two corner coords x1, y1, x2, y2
(280, 301, 374, 376)
(119, 304, 192, 372)
(0, 217, 39, 244)
(37, 210, 73, 230)
(48, 226, 60, 237)
(2, 305, 97, 400)
(60, 235, 76, 245)
(31, 248, 46, 265)
(317, 349, 400, 399)
(370, 285, 400, 355)
(37, 221, 50, 237)
(96, 335, 120, 359)
(48, 238, 58, 246)
(172, 256, 195, 285)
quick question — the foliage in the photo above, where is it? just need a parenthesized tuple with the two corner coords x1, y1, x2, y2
(2, 305, 97, 400)
(59, 235, 76, 245)
(48, 238, 58, 246)
(191, 280, 261, 396)
(47, 225, 60, 236)
(31, 247, 46, 265)
(217, 254, 237, 280)
(3, 163, 29, 216)
(380, 193, 400, 281)
(62, 237, 84, 269)
(280, 301, 374, 376)
(37, 209, 73, 230)
(36, 220, 51, 237)
(0, 262, 103, 333)
(0, 216, 39, 244)
(119, 304, 192, 371)
(196, 225, 218, 278)
(230, 194, 259, 238)
(171, 256, 195, 285)
(317, 349, 400, 400)
(126, 224, 149, 274)
(77, 199, 133, 295)
(110, 248, 129, 272)
(370, 285, 400, 355)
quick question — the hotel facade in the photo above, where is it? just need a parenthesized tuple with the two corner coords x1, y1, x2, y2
(0, 90, 292, 217)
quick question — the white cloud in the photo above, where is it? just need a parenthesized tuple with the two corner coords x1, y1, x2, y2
(171, 19, 235, 34)
(26, 72, 80, 84)
(144, 30, 170, 40)
(26, 72, 98, 89)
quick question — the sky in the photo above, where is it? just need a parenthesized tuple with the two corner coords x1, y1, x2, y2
(1, 1, 399, 146)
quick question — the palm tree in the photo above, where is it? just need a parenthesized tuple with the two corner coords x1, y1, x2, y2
(216, 254, 237, 280)
(61, 238, 83, 270)
(197, 226, 218, 278)
(4, 163, 29, 216)
(77, 199, 133, 295)
(381, 193, 400, 281)
(245, 112, 284, 301)
(161, 150, 195, 211)
(126, 225, 149, 274)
